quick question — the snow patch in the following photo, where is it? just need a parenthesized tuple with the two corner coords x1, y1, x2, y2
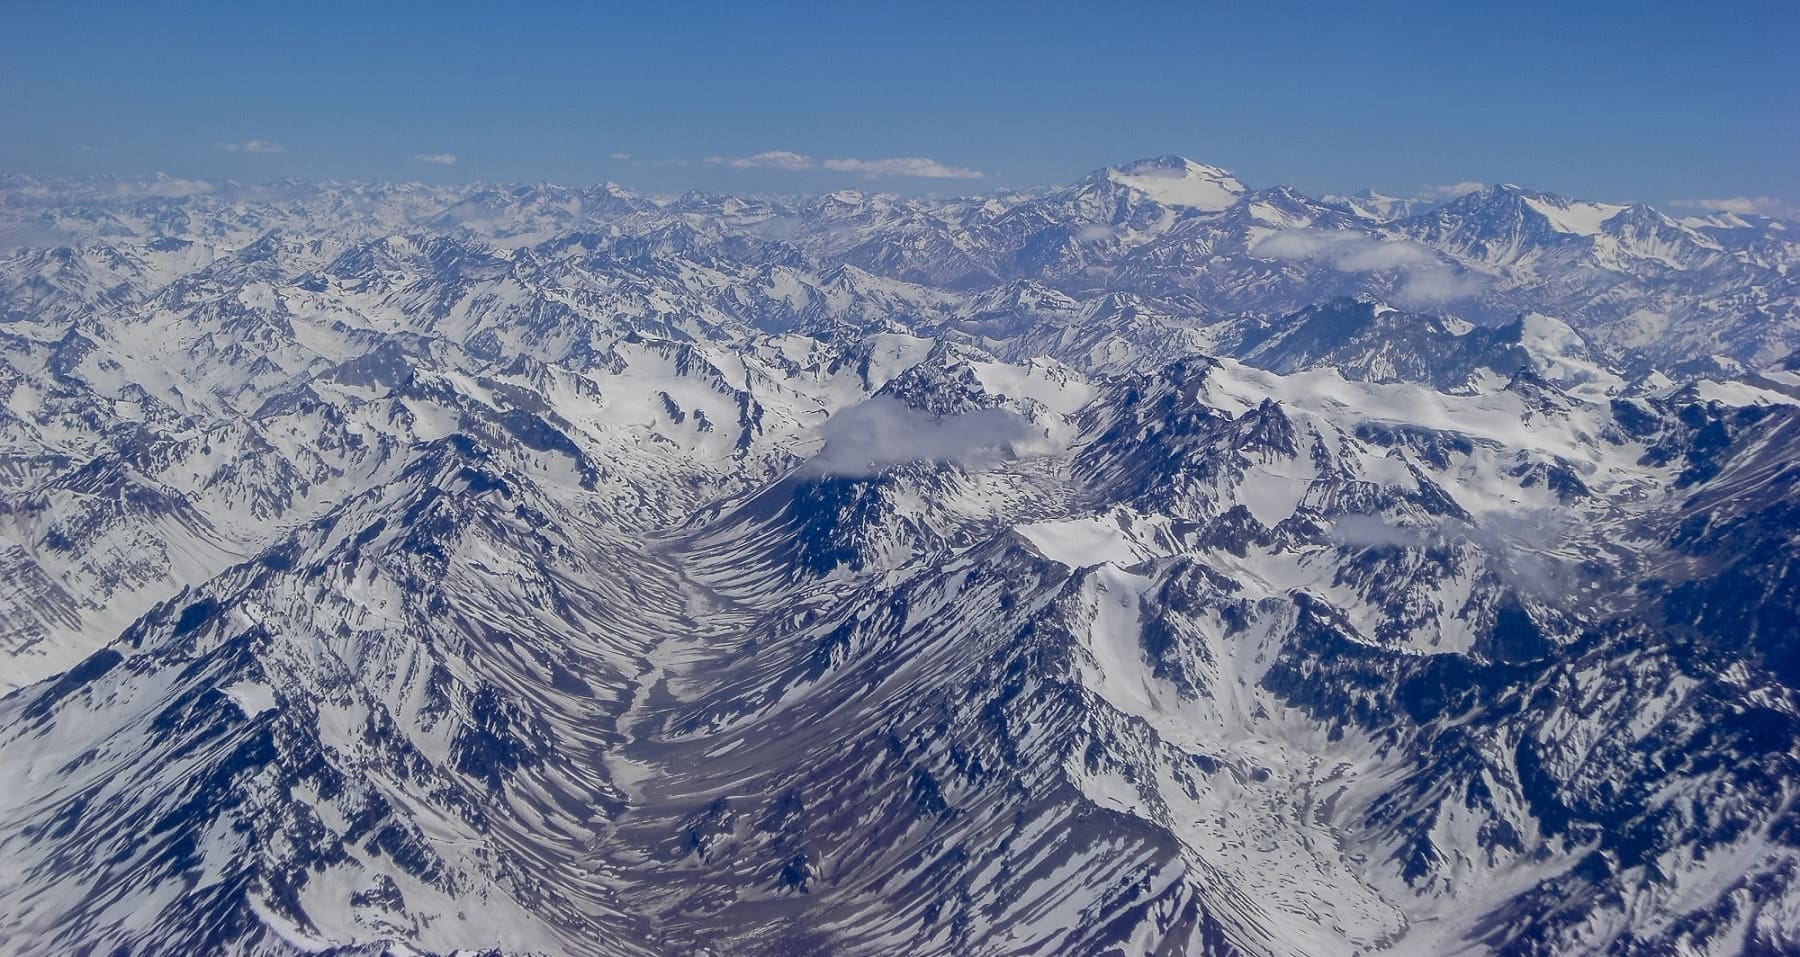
(1522, 195, 1627, 236)
(221, 681, 278, 718)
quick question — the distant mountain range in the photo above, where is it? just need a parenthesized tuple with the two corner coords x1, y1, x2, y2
(1, 159, 1797, 955)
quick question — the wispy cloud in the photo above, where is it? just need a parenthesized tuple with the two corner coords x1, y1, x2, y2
(706, 150, 816, 171)
(704, 150, 986, 179)
(413, 152, 457, 165)
(214, 139, 286, 154)
(1397, 267, 1485, 304)
(1668, 196, 1796, 220)
(804, 397, 1035, 476)
(106, 173, 217, 200)
(608, 151, 633, 161)
(1332, 511, 1575, 597)
(1416, 181, 1487, 201)
(823, 157, 985, 179)
(1252, 229, 1437, 270)
(1252, 228, 1482, 305)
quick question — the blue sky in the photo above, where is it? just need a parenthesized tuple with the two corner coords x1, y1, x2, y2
(3, 1, 1795, 211)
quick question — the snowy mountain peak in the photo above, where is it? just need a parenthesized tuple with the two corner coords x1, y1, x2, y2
(1452, 183, 1630, 236)
(1103, 155, 1246, 210)
(1521, 194, 1628, 236)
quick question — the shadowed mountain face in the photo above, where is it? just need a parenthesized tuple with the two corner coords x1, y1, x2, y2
(1, 162, 1799, 956)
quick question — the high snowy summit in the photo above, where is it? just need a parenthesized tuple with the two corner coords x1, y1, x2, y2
(1102, 155, 1248, 210)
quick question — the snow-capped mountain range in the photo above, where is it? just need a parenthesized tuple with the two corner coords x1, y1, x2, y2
(0, 157, 1797, 955)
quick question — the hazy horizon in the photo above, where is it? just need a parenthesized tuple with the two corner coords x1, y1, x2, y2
(4, 1, 1794, 215)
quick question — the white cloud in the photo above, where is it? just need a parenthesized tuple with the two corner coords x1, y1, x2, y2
(1332, 510, 1574, 596)
(608, 151, 633, 161)
(1330, 513, 1434, 550)
(214, 139, 286, 154)
(413, 152, 457, 166)
(706, 150, 817, 171)
(1252, 228, 1482, 304)
(1668, 196, 1796, 219)
(1250, 229, 1343, 260)
(1333, 240, 1437, 271)
(823, 156, 985, 179)
(1415, 181, 1487, 201)
(119, 173, 218, 199)
(0, 221, 77, 251)
(701, 151, 986, 179)
(1397, 266, 1485, 304)
(1252, 229, 1436, 270)
(804, 397, 1036, 476)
